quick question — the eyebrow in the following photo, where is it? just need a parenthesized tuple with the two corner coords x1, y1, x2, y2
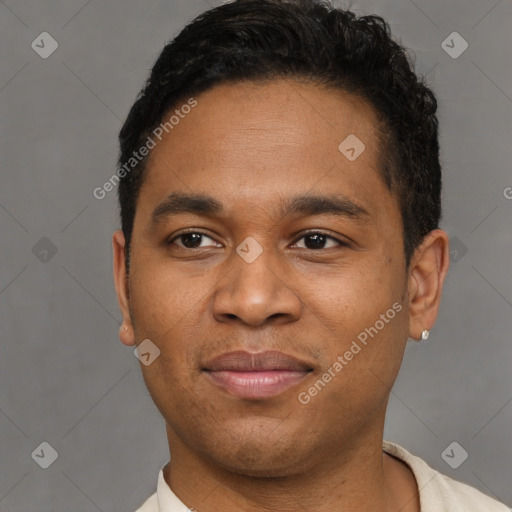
(148, 192, 370, 228)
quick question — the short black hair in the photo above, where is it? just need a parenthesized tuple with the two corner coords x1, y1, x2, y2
(118, 0, 441, 271)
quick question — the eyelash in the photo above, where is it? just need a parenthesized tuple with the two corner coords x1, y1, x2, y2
(167, 229, 347, 250)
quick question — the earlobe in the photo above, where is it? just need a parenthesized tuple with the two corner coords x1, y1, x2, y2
(407, 229, 450, 341)
(112, 230, 136, 346)
(119, 322, 135, 347)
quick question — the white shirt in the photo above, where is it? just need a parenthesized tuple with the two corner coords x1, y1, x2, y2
(135, 440, 510, 511)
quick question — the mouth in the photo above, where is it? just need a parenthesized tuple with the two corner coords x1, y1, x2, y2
(202, 350, 313, 400)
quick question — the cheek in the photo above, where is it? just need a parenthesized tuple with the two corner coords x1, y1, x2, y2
(128, 253, 213, 338)
(127, 257, 215, 397)
(300, 259, 408, 386)
(297, 257, 400, 334)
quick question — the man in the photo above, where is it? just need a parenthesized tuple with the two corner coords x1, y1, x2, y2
(112, 0, 509, 510)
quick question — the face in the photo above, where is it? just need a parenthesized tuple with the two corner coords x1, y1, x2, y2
(113, 79, 435, 478)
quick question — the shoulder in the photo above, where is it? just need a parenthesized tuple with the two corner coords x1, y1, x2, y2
(383, 440, 510, 512)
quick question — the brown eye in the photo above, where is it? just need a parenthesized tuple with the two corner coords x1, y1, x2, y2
(169, 232, 220, 249)
(293, 232, 344, 250)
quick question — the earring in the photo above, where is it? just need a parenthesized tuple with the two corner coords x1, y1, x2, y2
(421, 329, 430, 341)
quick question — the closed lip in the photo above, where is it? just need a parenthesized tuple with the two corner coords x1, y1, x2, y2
(202, 350, 313, 372)
(202, 350, 314, 399)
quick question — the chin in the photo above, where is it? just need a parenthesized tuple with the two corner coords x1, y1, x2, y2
(216, 447, 307, 479)
(202, 420, 314, 478)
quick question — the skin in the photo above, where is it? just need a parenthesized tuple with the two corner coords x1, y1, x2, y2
(113, 78, 449, 512)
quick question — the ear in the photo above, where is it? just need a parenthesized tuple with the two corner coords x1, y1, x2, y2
(113, 230, 136, 346)
(407, 229, 450, 341)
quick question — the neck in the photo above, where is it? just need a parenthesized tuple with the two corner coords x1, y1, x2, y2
(163, 426, 419, 512)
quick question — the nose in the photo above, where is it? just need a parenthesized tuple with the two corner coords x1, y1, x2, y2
(212, 243, 302, 327)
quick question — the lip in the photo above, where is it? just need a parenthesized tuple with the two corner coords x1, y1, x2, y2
(203, 350, 313, 399)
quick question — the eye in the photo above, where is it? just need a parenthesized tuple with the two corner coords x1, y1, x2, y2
(168, 231, 221, 249)
(167, 230, 346, 250)
(292, 232, 345, 250)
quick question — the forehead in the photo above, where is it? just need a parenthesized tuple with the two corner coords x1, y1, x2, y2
(152, 79, 380, 166)
(135, 78, 397, 228)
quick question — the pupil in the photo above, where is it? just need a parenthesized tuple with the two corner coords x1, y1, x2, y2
(305, 234, 325, 249)
(182, 233, 202, 248)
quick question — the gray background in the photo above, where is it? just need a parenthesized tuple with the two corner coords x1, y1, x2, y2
(1, 0, 511, 510)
